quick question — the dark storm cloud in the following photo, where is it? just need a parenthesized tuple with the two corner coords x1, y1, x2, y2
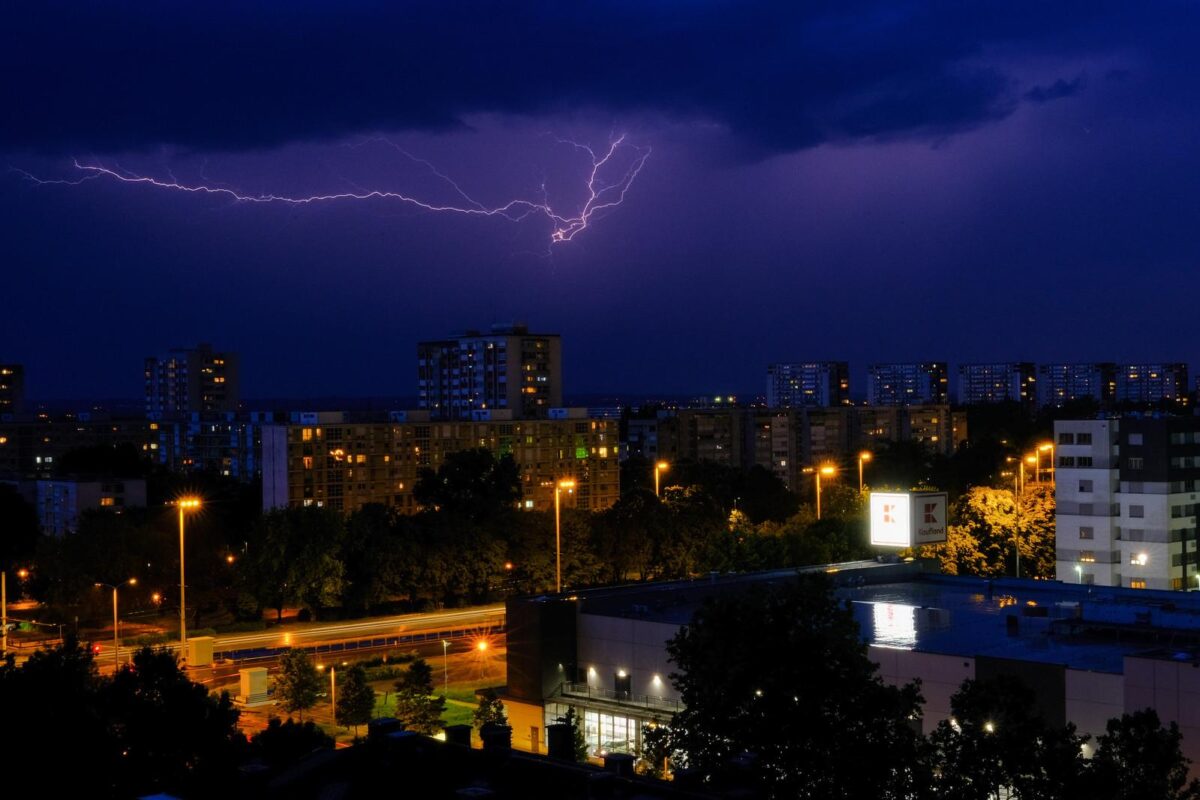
(0, 0, 1131, 156)
(1025, 76, 1086, 103)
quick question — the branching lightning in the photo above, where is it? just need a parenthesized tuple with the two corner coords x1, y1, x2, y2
(16, 136, 651, 245)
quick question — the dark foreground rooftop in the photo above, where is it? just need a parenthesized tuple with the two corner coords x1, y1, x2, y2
(528, 559, 1200, 676)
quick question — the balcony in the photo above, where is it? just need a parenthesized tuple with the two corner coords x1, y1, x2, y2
(557, 682, 682, 714)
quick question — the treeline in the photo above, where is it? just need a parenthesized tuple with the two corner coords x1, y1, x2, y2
(18, 449, 875, 627)
(0, 640, 337, 798)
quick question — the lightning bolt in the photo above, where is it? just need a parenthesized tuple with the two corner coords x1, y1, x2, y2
(16, 136, 651, 245)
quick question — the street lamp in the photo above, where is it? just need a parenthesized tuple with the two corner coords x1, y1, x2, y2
(175, 496, 202, 663)
(813, 464, 836, 520)
(554, 479, 576, 593)
(95, 577, 137, 671)
(1024, 455, 1035, 491)
(654, 461, 670, 498)
(1039, 442, 1055, 483)
(857, 451, 872, 493)
(442, 639, 450, 693)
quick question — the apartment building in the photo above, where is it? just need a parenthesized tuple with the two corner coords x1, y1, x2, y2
(145, 343, 240, 417)
(957, 362, 1037, 409)
(765, 362, 850, 408)
(261, 409, 619, 514)
(0, 364, 24, 416)
(866, 362, 948, 406)
(1055, 417, 1200, 590)
(418, 324, 562, 420)
(1115, 363, 1189, 408)
(1038, 363, 1116, 408)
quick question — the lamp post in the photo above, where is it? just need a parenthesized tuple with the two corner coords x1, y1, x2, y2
(654, 461, 669, 498)
(1, 571, 6, 659)
(1039, 443, 1055, 483)
(175, 496, 201, 663)
(814, 465, 836, 520)
(442, 639, 450, 693)
(554, 479, 576, 593)
(857, 452, 872, 493)
(95, 578, 137, 671)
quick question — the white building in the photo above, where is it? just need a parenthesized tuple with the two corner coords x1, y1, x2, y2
(1055, 417, 1200, 591)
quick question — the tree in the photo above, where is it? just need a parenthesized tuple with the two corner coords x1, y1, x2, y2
(393, 658, 446, 734)
(275, 648, 323, 721)
(928, 676, 1085, 800)
(666, 574, 926, 799)
(1084, 709, 1200, 800)
(557, 706, 588, 762)
(917, 485, 1056, 579)
(242, 508, 346, 621)
(641, 719, 676, 778)
(0, 638, 246, 797)
(413, 448, 522, 520)
(250, 717, 334, 768)
(335, 664, 377, 734)
(474, 687, 508, 729)
(103, 647, 246, 797)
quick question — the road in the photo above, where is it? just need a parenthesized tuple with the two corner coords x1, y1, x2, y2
(96, 603, 506, 669)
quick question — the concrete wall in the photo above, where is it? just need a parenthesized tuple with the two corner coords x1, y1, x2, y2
(870, 646, 974, 734)
(1065, 669, 1124, 741)
(576, 615, 680, 702)
(1125, 655, 1200, 772)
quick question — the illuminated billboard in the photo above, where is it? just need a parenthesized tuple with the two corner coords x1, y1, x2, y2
(869, 491, 949, 547)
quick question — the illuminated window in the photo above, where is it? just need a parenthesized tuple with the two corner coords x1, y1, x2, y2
(1130, 579, 1147, 589)
(99, 497, 115, 507)
(302, 428, 313, 442)
(303, 456, 313, 470)
(355, 454, 367, 464)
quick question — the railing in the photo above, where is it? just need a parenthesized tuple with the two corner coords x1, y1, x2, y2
(558, 681, 682, 713)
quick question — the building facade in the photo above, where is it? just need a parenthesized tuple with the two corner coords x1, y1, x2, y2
(866, 363, 948, 406)
(1115, 363, 1189, 408)
(417, 324, 562, 420)
(261, 409, 619, 514)
(1055, 417, 1200, 591)
(765, 362, 850, 408)
(145, 343, 240, 417)
(502, 561, 1200, 775)
(0, 364, 25, 416)
(1038, 363, 1116, 408)
(27, 477, 147, 536)
(956, 362, 1037, 408)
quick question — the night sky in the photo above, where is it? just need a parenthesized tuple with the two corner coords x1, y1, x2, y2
(4, 2, 1200, 401)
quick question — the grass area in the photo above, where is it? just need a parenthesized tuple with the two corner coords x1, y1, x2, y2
(370, 682, 477, 729)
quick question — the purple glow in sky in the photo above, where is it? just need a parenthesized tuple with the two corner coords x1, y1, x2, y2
(4, 2, 1200, 400)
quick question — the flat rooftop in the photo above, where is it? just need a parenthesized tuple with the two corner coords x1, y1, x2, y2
(552, 561, 1200, 675)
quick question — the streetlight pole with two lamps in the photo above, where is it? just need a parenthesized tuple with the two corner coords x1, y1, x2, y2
(554, 479, 576, 593)
(804, 464, 837, 520)
(95, 577, 137, 671)
(175, 496, 202, 663)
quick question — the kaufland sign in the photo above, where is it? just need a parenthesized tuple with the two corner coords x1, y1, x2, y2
(869, 491, 949, 547)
